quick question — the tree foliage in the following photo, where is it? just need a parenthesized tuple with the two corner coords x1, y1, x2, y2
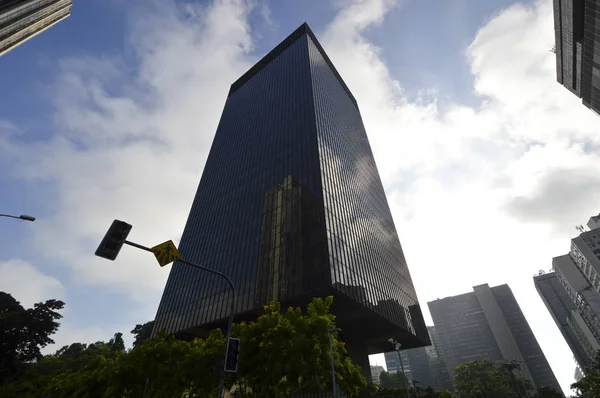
(453, 360, 514, 398)
(453, 359, 563, 398)
(131, 320, 155, 348)
(378, 370, 409, 389)
(0, 294, 371, 397)
(230, 296, 366, 397)
(532, 385, 564, 398)
(572, 351, 600, 397)
(368, 385, 454, 398)
(0, 292, 65, 383)
(0, 292, 461, 397)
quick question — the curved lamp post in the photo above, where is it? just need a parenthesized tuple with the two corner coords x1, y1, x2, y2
(388, 338, 411, 398)
(0, 214, 35, 222)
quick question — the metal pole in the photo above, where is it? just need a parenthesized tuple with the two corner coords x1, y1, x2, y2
(328, 332, 337, 398)
(0, 214, 35, 221)
(396, 347, 411, 398)
(412, 381, 420, 398)
(124, 241, 237, 398)
(175, 258, 236, 398)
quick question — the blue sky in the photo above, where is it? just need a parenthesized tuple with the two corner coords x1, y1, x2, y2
(1, 0, 600, 394)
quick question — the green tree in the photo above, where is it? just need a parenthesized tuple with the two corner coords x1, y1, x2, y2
(231, 297, 366, 397)
(131, 320, 155, 348)
(532, 385, 563, 398)
(107, 330, 223, 398)
(453, 360, 513, 398)
(378, 370, 409, 389)
(109, 332, 126, 352)
(572, 351, 600, 397)
(0, 292, 64, 383)
(42, 334, 129, 398)
(1, 296, 370, 397)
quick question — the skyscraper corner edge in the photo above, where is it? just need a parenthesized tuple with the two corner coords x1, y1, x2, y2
(227, 22, 359, 109)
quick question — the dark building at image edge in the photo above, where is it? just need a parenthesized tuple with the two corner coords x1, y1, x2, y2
(553, 0, 600, 115)
(152, 22, 429, 375)
(0, 0, 72, 56)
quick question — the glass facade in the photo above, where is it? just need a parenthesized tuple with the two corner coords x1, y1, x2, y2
(0, 0, 72, 56)
(153, 23, 428, 354)
(554, 0, 600, 115)
(581, 0, 600, 112)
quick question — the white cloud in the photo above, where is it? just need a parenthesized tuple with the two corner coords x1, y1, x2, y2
(0, 259, 65, 307)
(2, 0, 257, 302)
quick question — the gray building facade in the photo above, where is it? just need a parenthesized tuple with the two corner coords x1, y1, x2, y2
(152, 23, 429, 378)
(382, 327, 453, 391)
(370, 365, 385, 385)
(0, 0, 71, 56)
(553, 0, 600, 115)
(534, 271, 591, 369)
(429, 284, 562, 392)
(542, 214, 600, 372)
(426, 326, 453, 391)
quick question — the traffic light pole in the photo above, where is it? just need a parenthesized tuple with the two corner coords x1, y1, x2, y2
(123, 240, 236, 398)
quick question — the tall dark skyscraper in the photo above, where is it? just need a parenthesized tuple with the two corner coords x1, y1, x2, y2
(0, 0, 72, 56)
(429, 284, 562, 392)
(153, 23, 429, 375)
(553, 0, 600, 115)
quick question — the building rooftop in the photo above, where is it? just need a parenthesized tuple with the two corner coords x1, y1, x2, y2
(227, 22, 358, 109)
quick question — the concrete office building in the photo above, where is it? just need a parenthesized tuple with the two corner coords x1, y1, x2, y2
(152, 23, 429, 378)
(553, 254, 600, 364)
(426, 326, 453, 391)
(540, 213, 600, 371)
(0, 0, 72, 56)
(570, 215, 600, 294)
(429, 284, 562, 392)
(384, 346, 435, 389)
(382, 326, 454, 391)
(370, 365, 385, 385)
(553, 0, 600, 115)
(534, 270, 591, 369)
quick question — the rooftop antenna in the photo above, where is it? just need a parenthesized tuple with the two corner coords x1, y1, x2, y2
(576, 225, 586, 233)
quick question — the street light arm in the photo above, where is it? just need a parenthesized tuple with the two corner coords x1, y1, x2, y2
(178, 258, 236, 301)
(122, 239, 236, 398)
(177, 258, 237, 336)
(0, 214, 35, 221)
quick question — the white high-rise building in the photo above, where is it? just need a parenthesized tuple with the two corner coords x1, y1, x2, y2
(370, 365, 385, 385)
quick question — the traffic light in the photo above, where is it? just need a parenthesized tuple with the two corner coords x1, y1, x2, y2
(95, 220, 132, 260)
(224, 337, 240, 372)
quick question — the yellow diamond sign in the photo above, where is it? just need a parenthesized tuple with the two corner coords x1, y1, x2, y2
(151, 240, 181, 267)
